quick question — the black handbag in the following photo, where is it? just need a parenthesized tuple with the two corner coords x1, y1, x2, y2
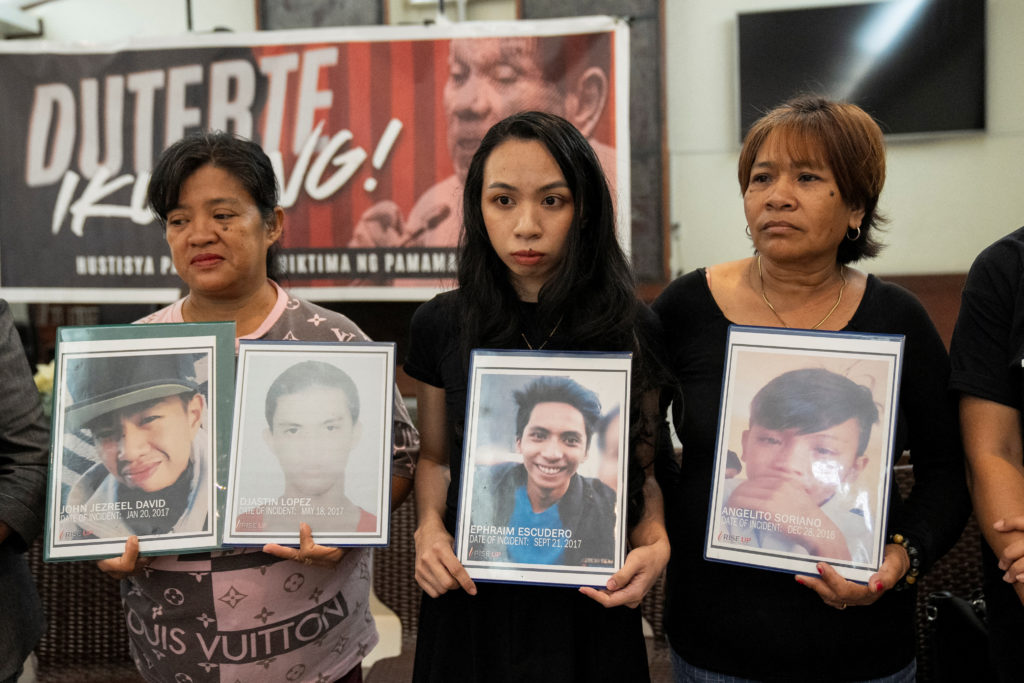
(925, 590, 996, 682)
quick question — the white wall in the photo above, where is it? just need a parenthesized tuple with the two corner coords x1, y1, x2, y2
(387, 0, 513, 24)
(666, 0, 1024, 277)
(28, 0, 255, 41)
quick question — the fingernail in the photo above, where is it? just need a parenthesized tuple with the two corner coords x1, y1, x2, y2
(875, 581, 884, 593)
(1016, 574, 1024, 583)
(606, 579, 618, 591)
(816, 564, 825, 576)
(795, 576, 805, 585)
(1004, 573, 1013, 583)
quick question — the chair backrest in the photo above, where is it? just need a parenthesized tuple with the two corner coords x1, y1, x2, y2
(893, 463, 984, 682)
(26, 539, 138, 675)
(372, 495, 420, 638)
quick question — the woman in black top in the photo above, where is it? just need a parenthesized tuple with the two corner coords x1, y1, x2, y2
(653, 96, 970, 681)
(405, 111, 670, 682)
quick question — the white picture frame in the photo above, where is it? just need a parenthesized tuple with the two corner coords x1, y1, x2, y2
(222, 340, 395, 547)
(46, 322, 234, 561)
(705, 325, 904, 582)
(455, 350, 631, 587)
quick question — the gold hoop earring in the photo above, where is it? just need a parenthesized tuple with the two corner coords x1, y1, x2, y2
(847, 225, 862, 241)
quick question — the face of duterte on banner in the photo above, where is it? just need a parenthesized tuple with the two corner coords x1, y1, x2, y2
(444, 37, 566, 179)
(90, 394, 204, 493)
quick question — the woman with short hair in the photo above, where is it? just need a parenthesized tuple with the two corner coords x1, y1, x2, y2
(654, 96, 970, 681)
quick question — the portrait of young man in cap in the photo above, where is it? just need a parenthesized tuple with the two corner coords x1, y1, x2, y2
(59, 352, 211, 540)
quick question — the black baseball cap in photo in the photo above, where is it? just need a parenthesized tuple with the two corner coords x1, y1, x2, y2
(65, 353, 200, 430)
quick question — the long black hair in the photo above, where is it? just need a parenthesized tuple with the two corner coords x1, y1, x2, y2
(458, 111, 635, 354)
(457, 111, 665, 525)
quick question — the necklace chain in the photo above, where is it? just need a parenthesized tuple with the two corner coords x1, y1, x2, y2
(521, 315, 564, 350)
(757, 254, 847, 330)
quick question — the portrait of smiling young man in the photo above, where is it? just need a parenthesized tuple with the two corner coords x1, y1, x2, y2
(519, 400, 588, 512)
(466, 375, 618, 568)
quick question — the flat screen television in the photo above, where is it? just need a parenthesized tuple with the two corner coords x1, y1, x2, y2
(737, 0, 986, 139)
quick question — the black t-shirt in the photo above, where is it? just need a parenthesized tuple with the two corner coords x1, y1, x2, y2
(653, 269, 970, 681)
(950, 226, 1024, 410)
(403, 290, 653, 683)
(949, 226, 1024, 640)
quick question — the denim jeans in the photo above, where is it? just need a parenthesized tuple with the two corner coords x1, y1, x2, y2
(670, 646, 917, 683)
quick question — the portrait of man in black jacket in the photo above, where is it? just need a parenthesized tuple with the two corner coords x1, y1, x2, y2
(467, 376, 616, 568)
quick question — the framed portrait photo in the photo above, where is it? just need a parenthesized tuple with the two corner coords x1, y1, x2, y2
(44, 322, 235, 561)
(705, 325, 904, 582)
(455, 350, 631, 587)
(222, 341, 395, 547)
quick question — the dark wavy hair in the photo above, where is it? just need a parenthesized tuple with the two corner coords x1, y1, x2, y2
(457, 111, 664, 525)
(147, 130, 282, 281)
(513, 376, 602, 447)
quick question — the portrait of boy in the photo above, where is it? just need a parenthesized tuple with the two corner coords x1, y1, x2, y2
(720, 367, 880, 563)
